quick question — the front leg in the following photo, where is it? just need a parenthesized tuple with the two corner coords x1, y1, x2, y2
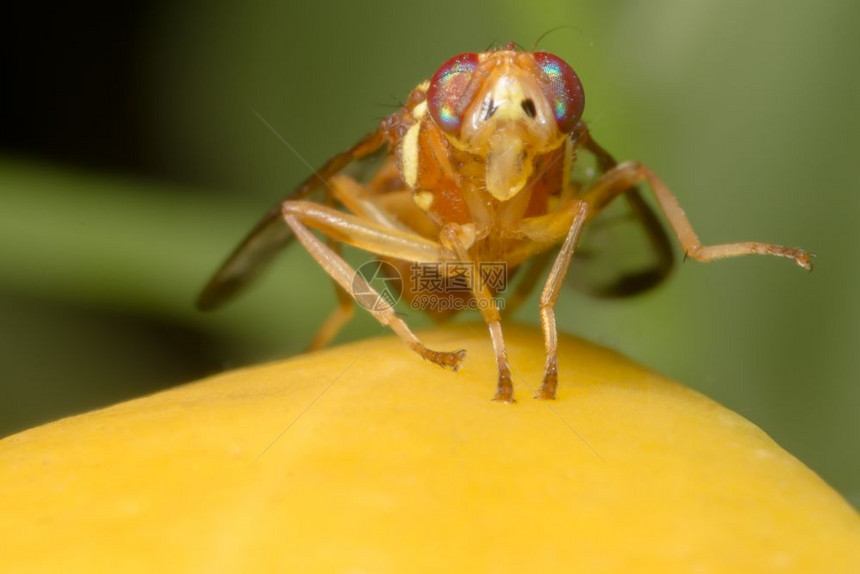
(282, 201, 466, 371)
(535, 202, 590, 400)
(440, 225, 514, 403)
(307, 174, 422, 352)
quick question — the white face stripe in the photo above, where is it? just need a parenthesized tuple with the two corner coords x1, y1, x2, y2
(401, 122, 421, 188)
(412, 101, 428, 121)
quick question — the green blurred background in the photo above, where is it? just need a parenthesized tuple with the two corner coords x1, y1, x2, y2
(2, 1, 857, 506)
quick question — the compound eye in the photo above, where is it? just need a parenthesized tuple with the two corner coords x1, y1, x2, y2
(532, 52, 585, 133)
(427, 53, 480, 135)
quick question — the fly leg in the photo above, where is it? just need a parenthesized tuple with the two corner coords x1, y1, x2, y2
(282, 200, 466, 370)
(440, 225, 514, 402)
(578, 138, 812, 269)
(535, 201, 590, 399)
(307, 174, 415, 352)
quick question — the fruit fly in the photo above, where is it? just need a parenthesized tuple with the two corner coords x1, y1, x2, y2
(198, 42, 812, 403)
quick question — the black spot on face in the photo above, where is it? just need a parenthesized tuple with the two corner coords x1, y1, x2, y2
(521, 98, 537, 119)
(484, 97, 498, 120)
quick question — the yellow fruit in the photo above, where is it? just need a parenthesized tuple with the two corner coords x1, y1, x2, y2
(2, 325, 858, 572)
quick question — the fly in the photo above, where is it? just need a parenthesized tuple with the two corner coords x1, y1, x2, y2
(197, 42, 812, 403)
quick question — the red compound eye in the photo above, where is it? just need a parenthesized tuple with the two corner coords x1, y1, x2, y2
(532, 52, 584, 133)
(427, 53, 480, 135)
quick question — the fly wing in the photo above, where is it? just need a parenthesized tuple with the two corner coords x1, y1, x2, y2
(566, 133, 675, 298)
(196, 129, 386, 311)
(196, 205, 295, 311)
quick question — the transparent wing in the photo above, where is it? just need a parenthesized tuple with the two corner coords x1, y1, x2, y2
(566, 134, 675, 298)
(197, 205, 295, 311)
(196, 130, 386, 311)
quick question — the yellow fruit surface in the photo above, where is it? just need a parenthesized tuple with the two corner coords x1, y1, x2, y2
(2, 325, 858, 572)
